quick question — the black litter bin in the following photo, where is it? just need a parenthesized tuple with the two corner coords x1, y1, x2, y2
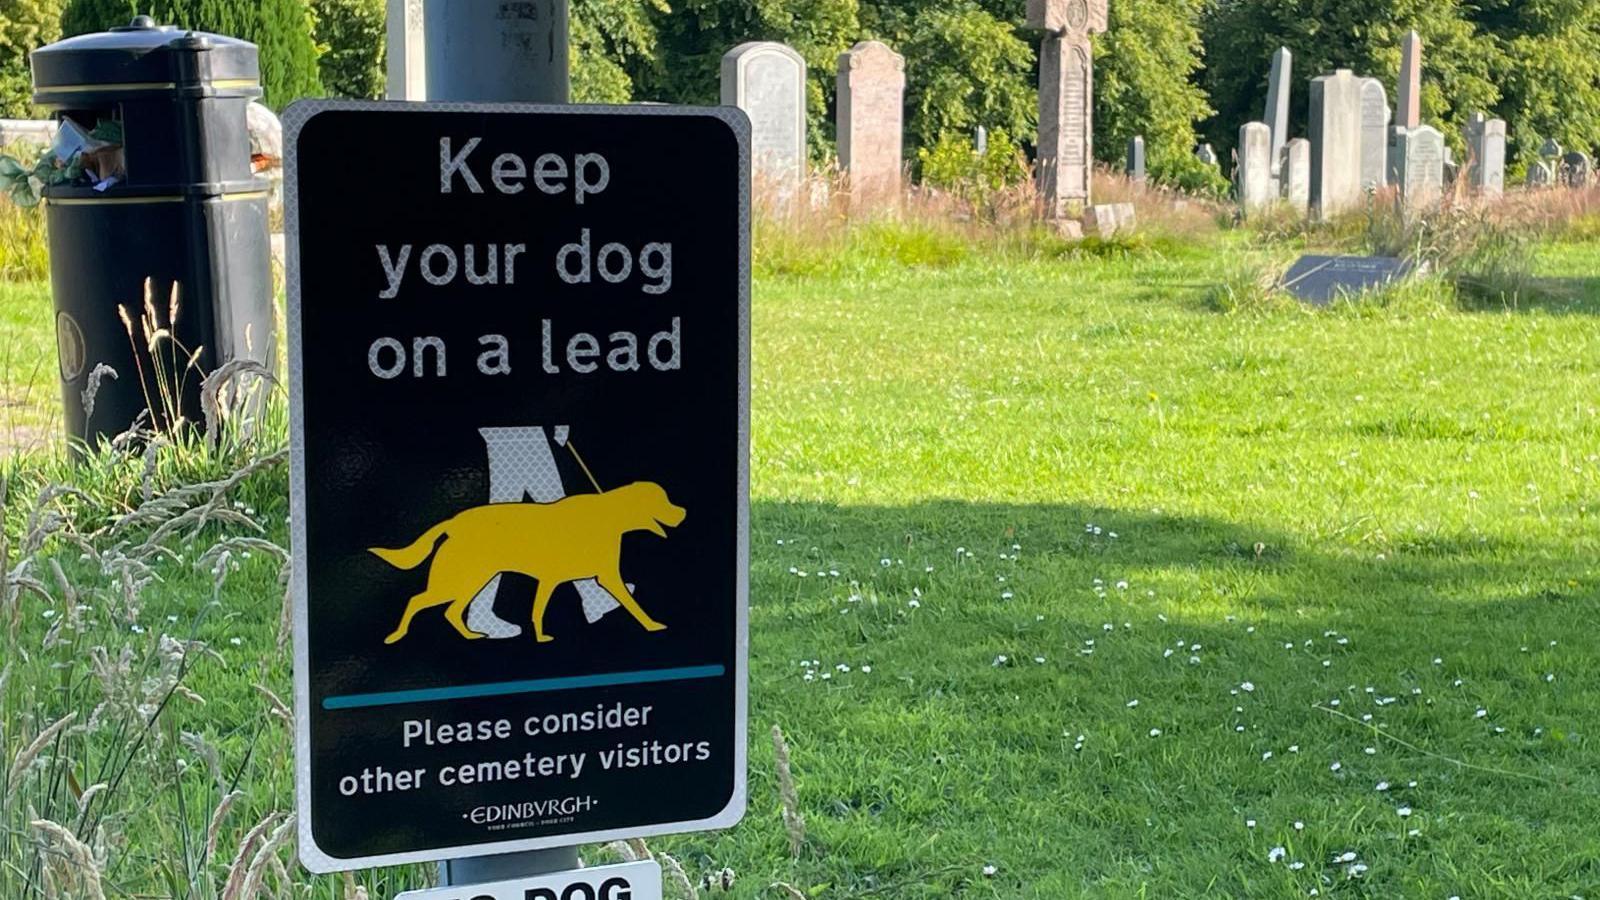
(31, 16, 276, 447)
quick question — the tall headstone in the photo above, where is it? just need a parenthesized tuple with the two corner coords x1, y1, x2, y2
(836, 41, 906, 210)
(721, 42, 807, 198)
(975, 125, 988, 155)
(1237, 122, 1275, 212)
(385, 0, 426, 100)
(1283, 138, 1311, 215)
(1358, 78, 1390, 190)
(1393, 125, 1445, 210)
(1265, 47, 1293, 166)
(1127, 135, 1146, 182)
(1033, 0, 1109, 218)
(1397, 30, 1422, 130)
(1541, 138, 1563, 163)
(1463, 113, 1505, 198)
(1309, 69, 1364, 220)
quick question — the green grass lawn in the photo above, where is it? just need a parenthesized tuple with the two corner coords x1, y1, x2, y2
(4, 235, 1600, 898)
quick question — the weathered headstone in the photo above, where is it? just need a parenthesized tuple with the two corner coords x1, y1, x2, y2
(1540, 138, 1563, 163)
(1358, 78, 1390, 190)
(1282, 255, 1414, 305)
(1560, 151, 1593, 188)
(1265, 47, 1293, 168)
(1442, 145, 1459, 188)
(1527, 161, 1554, 188)
(1393, 125, 1445, 210)
(1127, 135, 1146, 183)
(1463, 113, 1505, 198)
(1397, 30, 1422, 130)
(1282, 138, 1311, 215)
(385, 0, 426, 100)
(1196, 143, 1219, 167)
(1238, 122, 1275, 212)
(975, 125, 988, 155)
(1033, 0, 1108, 218)
(1309, 69, 1364, 219)
(721, 42, 807, 197)
(1084, 202, 1136, 237)
(836, 40, 906, 210)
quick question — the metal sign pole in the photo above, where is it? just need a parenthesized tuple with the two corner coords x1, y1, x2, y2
(416, 0, 575, 886)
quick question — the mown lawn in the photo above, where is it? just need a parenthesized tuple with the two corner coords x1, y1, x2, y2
(4, 234, 1600, 898)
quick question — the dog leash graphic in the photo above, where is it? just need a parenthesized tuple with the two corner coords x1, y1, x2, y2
(564, 440, 605, 494)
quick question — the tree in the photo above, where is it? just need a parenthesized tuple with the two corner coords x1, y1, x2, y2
(0, 0, 64, 117)
(61, 0, 324, 108)
(570, 0, 667, 103)
(887, 3, 1036, 156)
(310, 0, 383, 99)
(1095, 0, 1215, 184)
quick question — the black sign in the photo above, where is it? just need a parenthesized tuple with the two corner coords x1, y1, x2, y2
(1281, 254, 1414, 306)
(285, 101, 749, 872)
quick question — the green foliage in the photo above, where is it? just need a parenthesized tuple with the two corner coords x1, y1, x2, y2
(309, 0, 382, 99)
(1095, 0, 1213, 184)
(917, 127, 1029, 207)
(61, 0, 324, 107)
(0, 0, 63, 116)
(894, 4, 1035, 155)
(570, 0, 668, 103)
(0, 198, 48, 280)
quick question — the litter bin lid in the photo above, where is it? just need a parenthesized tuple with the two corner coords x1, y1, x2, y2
(31, 16, 259, 102)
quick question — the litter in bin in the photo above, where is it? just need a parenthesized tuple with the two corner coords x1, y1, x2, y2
(0, 115, 124, 206)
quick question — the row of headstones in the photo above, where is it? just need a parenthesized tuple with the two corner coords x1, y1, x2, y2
(1526, 140, 1593, 189)
(1221, 36, 1513, 220)
(721, 40, 905, 207)
(727, 0, 1112, 222)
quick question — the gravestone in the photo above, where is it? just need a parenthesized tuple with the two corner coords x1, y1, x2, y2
(1196, 143, 1219, 167)
(1309, 70, 1364, 219)
(721, 42, 807, 198)
(1442, 146, 1459, 188)
(1237, 122, 1275, 212)
(1127, 135, 1146, 182)
(1359, 78, 1390, 190)
(1393, 125, 1445, 210)
(1561, 152, 1593, 188)
(385, 0, 426, 100)
(1264, 47, 1293, 168)
(1540, 138, 1563, 163)
(1282, 255, 1414, 305)
(1033, 0, 1108, 218)
(1463, 113, 1505, 198)
(1397, 30, 1422, 130)
(1527, 161, 1554, 188)
(975, 125, 988, 155)
(836, 41, 906, 210)
(1085, 202, 1136, 236)
(1282, 138, 1311, 215)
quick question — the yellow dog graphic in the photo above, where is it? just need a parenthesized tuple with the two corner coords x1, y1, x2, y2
(369, 482, 687, 644)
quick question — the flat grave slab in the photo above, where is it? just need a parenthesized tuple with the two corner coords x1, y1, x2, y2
(1281, 254, 1414, 305)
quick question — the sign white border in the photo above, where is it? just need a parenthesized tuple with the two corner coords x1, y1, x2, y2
(395, 860, 662, 900)
(283, 99, 751, 874)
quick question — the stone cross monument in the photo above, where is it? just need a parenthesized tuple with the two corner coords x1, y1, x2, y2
(1031, 0, 1108, 220)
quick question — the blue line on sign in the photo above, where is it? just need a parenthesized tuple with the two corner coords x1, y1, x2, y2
(322, 664, 727, 710)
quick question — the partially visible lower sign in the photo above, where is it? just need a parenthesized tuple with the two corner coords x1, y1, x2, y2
(396, 861, 661, 900)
